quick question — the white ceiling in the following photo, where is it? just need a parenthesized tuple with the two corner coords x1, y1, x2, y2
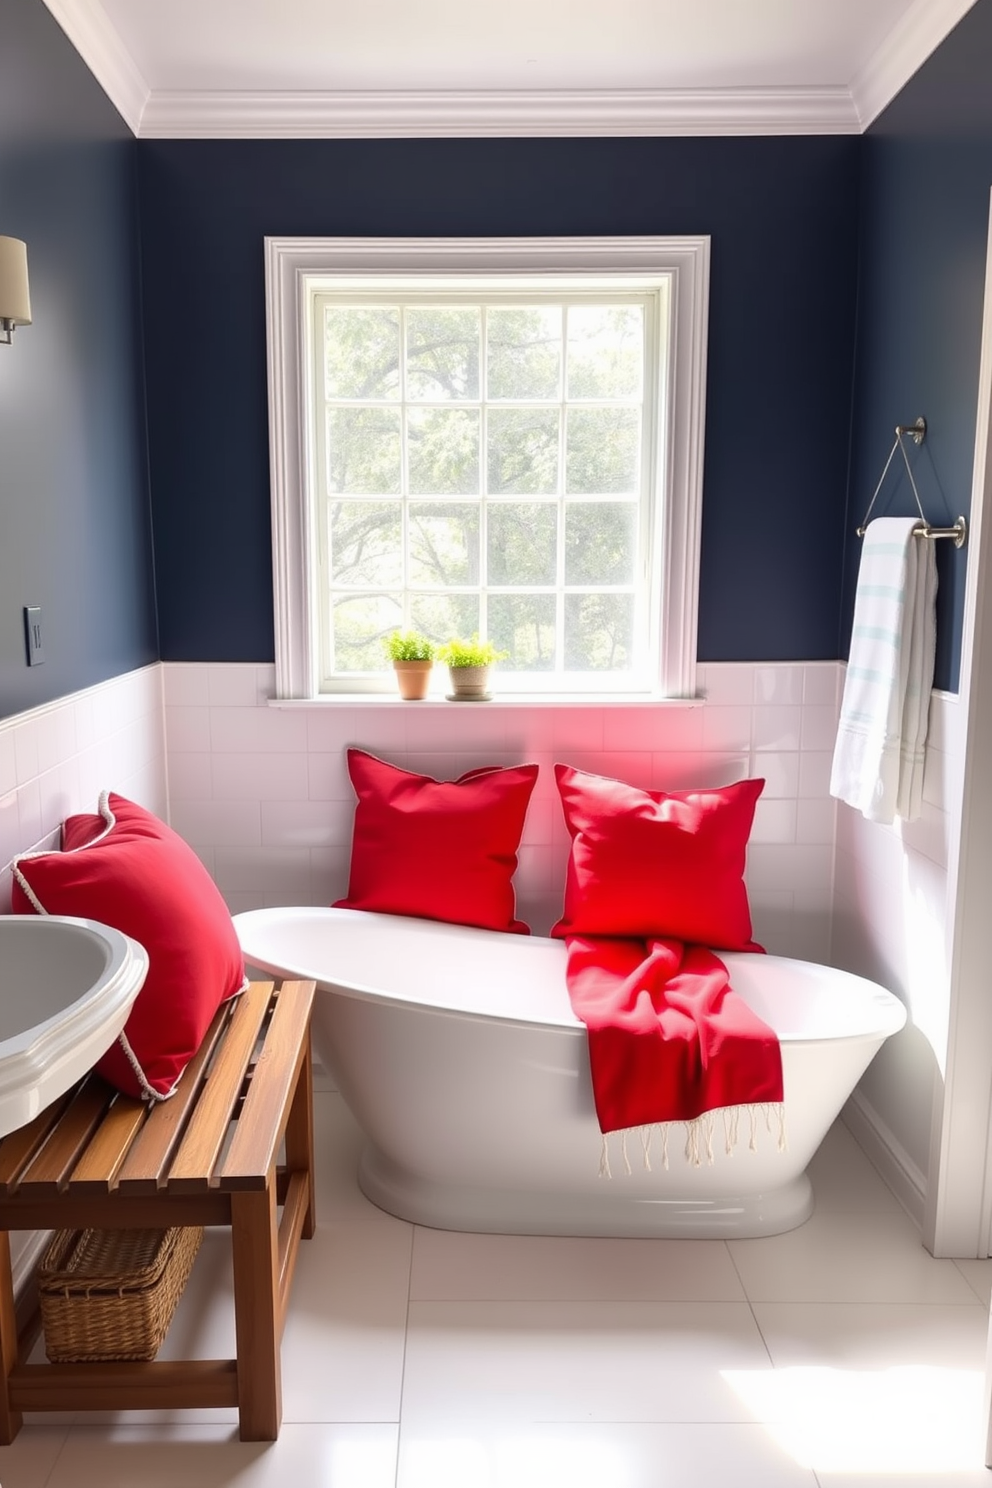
(42, 0, 979, 138)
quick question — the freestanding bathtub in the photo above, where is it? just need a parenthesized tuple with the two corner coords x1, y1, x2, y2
(233, 906, 906, 1239)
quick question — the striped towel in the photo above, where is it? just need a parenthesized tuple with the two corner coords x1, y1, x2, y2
(830, 517, 937, 824)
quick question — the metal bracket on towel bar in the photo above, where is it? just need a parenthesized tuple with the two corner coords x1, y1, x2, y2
(856, 416, 968, 547)
(897, 416, 928, 446)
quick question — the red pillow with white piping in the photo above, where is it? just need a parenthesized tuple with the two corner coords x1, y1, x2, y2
(551, 764, 764, 950)
(11, 791, 247, 1101)
(334, 748, 538, 933)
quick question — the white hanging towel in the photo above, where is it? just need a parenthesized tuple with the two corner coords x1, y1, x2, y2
(830, 516, 937, 824)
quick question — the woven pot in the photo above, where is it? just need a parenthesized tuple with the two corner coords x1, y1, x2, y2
(447, 664, 491, 701)
(393, 660, 433, 700)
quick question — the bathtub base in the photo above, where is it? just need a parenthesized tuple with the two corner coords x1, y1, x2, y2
(358, 1144, 815, 1239)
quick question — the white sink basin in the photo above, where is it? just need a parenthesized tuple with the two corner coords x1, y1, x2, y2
(0, 916, 150, 1135)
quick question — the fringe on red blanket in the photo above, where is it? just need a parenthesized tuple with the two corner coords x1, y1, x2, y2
(597, 1103, 788, 1178)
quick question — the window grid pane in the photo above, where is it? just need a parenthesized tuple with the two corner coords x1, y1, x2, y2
(318, 293, 652, 680)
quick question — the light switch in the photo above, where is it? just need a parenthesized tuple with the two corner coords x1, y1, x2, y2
(24, 606, 44, 666)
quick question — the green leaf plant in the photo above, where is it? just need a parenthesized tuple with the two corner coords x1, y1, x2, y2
(382, 630, 436, 663)
(437, 635, 509, 669)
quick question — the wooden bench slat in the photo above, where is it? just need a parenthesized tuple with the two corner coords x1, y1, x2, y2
(167, 981, 275, 1192)
(0, 1090, 76, 1196)
(16, 1079, 117, 1196)
(114, 1000, 235, 1193)
(68, 1097, 148, 1193)
(221, 980, 315, 1188)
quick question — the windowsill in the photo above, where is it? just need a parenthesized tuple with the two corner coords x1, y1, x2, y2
(267, 693, 706, 708)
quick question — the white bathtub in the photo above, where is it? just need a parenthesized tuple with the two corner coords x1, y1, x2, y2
(233, 906, 907, 1239)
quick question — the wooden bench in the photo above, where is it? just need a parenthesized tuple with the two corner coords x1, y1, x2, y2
(0, 976, 315, 1444)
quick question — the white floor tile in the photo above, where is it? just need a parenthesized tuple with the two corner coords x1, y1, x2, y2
(727, 1205, 978, 1303)
(727, 1369, 987, 1481)
(401, 1300, 770, 1425)
(752, 1299, 988, 1370)
(396, 1421, 817, 1488)
(734, 1303, 989, 1479)
(955, 1256, 992, 1306)
(11, 1079, 991, 1483)
(805, 1118, 905, 1216)
(42, 1422, 398, 1487)
(0, 1423, 69, 1487)
(280, 1220, 413, 1423)
(815, 1469, 992, 1488)
(410, 1228, 745, 1302)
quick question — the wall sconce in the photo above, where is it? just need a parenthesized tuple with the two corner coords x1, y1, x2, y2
(0, 237, 32, 345)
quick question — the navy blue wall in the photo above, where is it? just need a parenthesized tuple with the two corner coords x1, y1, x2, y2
(138, 136, 861, 666)
(0, 0, 156, 719)
(6, 0, 991, 709)
(844, 0, 992, 692)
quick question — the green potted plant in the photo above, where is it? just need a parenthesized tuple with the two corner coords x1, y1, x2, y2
(382, 630, 436, 700)
(437, 635, 508, 701)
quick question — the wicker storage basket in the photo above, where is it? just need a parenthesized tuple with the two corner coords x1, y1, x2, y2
(37, 1226, 203, 1363)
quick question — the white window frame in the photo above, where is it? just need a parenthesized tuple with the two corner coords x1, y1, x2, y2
(265, 236, 709, 701)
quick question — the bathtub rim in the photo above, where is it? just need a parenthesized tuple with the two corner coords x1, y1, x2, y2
(233, 905, 908, 1047)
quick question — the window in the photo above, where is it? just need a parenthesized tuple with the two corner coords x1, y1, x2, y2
(266, 237, 709, 700)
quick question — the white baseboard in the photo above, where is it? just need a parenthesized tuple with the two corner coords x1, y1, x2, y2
(843, 1089, 929, 1232)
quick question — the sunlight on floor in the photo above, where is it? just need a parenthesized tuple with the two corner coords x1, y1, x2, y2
(724, 1365, 985, 1473)
(399, 1435, 629, 1488)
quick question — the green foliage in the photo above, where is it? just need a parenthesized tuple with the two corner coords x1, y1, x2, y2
(323, 299, 644, 678)
(566, 305, 643, 399)
(382, 630, 436, 662)
(437, 634, 508, 669)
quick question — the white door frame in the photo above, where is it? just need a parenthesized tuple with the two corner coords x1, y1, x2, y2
(924, 188, 992, 1257)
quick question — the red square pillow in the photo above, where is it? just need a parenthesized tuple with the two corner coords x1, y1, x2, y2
(551, 764, 764, 949)
(334, 749, 538, 933)
(11, 791, 247, 1101)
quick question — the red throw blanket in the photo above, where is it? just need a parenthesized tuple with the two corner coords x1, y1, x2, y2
(564, 935, 784, 1139)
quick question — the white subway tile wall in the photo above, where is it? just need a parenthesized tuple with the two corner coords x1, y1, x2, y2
(163, 661, 845, 959)
(0, 666, 167, 914)
(0, 664, 167, 1284)
(1, 661, 949, 983)
(0, 660, 962, 1245)
(831, 691, 958, 981)
(829, 690, 962, 1205)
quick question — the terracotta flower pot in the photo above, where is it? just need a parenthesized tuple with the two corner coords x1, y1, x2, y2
(393, 660, 433, 700)
(446, 664, 491, 701)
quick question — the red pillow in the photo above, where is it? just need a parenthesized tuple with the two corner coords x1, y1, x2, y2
(11, 791, 246, 1101)
(334, 749, 538, 933)
(551, 764, 764, 949)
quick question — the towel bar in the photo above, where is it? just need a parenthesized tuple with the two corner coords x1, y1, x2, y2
(909, 517, 968, 546)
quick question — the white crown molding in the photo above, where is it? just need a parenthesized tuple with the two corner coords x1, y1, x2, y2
(40, 0, 975, 141)
(137, 86, 861, 140)
(41, 0, 148, 135)
(850, 0, 979, 130)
